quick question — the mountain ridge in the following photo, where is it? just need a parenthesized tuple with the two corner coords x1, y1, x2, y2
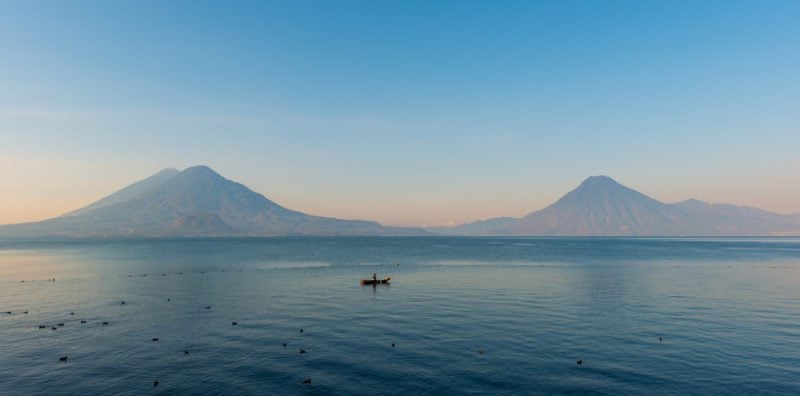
(1, 171, 798, 237)
(0, 166, 426, 237)
(432, 175, 800, 236)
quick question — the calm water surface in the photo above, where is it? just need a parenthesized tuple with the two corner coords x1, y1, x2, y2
(1, 237, 799, 395)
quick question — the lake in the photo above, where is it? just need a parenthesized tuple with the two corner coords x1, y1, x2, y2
(1, 237, 799, 395)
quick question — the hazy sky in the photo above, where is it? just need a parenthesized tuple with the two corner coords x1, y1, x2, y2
(1, 0, 799, 227)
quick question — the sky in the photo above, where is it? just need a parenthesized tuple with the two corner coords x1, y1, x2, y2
(1, 0, 799, 227)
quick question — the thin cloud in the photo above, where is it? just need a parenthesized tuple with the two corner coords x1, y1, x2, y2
(0, 107, 107, 123)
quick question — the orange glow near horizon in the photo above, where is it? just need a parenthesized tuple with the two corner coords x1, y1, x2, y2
(1, 165, 799, 228)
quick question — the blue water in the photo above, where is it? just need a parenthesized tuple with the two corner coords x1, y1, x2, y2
(1, 237, 799, 395)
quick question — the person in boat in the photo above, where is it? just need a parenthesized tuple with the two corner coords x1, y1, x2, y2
(372, 273, 377, 282)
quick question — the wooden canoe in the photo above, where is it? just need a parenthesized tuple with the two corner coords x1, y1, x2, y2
(360, 277, 391, 285)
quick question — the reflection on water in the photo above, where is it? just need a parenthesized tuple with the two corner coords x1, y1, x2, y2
(0, 251, 94, 281)
(0, 237, 799, 395)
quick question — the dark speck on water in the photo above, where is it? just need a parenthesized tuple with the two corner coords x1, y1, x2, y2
(1, 237, 799, 395)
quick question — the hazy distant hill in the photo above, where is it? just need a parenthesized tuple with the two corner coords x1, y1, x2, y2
(432, 176, 800, 236)
(2, 171, 798, 238)
(0, 166, 426, 237)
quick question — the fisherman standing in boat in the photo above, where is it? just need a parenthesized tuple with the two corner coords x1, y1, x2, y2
(372, 273, 377, 282)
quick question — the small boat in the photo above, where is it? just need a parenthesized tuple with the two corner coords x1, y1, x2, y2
(360, 277, 391, 285)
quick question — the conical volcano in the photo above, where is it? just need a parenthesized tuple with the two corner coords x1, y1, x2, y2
(434, 176, 800, 236)
(0, 166, 426, 237)
(511, 175, 695, 235)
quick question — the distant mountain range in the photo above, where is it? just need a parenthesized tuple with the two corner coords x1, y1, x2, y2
(1, 169, 798, 237)
(0, 166, 426, 237)
(431, 175, 800, 236)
